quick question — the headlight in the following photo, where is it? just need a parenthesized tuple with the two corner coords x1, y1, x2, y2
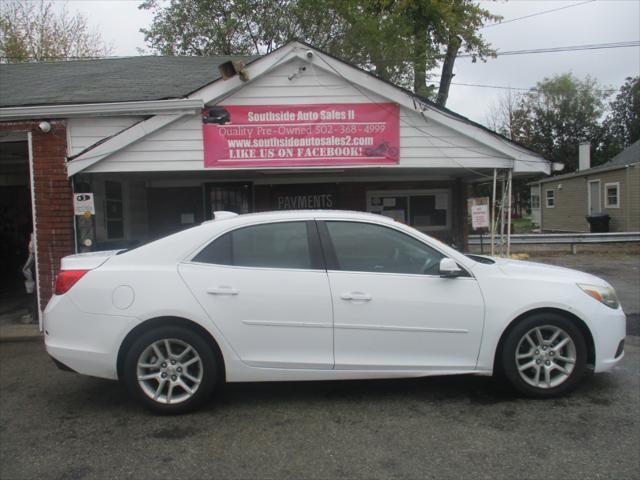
(578, 284, 619, 309)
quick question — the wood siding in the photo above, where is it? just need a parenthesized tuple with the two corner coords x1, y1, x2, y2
(67, 116, 144, 156)
(78, 58, 511, 173)
(540, 164, 640, 232)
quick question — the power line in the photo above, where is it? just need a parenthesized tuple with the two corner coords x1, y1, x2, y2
(427, 81, 618, 94)
(481, 0, 596, 29)
(457, 41, 640, 58)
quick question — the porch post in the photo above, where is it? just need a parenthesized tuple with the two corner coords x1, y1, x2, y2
(491, 169, 497, 256)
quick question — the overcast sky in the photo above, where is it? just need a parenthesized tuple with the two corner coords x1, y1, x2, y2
(68, 0, 640, 125)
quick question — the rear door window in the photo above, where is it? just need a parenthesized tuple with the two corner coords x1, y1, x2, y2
(193, 221, 314, 269)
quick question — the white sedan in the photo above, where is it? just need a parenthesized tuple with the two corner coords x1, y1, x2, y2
(45, 210, 626, 413)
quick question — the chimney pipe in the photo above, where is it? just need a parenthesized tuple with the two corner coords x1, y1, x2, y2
(579, 142, 591, 171)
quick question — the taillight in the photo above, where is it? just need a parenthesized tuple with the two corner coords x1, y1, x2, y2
(55, 270, 89, 295)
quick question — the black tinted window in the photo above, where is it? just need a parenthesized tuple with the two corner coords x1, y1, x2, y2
(195, 231, 232, 265)
(193, 222, 312, 269)
(326, 221, 444, 275)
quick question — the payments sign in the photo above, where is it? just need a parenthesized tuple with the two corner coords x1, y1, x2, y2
(203, 103, 400, 168)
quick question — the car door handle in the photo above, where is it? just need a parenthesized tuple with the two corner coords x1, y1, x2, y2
(207, 286, 239, 295)
(341, 292, 372, 301)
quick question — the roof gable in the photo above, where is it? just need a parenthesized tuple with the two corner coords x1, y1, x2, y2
(2, 41, 549, 176)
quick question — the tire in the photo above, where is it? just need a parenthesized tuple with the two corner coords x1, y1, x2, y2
(123, 326, 219, 414)
(501, 312, 587, 397)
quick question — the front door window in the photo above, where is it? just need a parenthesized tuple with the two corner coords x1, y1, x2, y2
(324, 221, 444, 275)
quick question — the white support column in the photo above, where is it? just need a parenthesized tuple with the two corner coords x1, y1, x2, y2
(27, 132, 42, 331)
(499, 172, 507, 257)
(491, 169, 497, 256)
(506, 169, 513, 257)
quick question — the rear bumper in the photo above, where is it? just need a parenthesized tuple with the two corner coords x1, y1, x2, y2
(44, 294, 137, 380)
(49, 355, 77, 372)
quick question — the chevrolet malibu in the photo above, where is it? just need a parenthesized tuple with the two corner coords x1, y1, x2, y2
(45, 210, 626, 413)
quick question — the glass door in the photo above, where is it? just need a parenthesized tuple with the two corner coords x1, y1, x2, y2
(205, 182, 252, 219)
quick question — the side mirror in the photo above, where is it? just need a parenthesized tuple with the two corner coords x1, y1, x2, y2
(439, 258, 462, 278)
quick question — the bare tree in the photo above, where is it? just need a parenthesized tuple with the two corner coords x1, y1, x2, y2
(0, 0, 113, 63)
(485, 89, 522, 139)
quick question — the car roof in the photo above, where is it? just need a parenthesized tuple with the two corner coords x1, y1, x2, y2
(206, 209, 396, 226)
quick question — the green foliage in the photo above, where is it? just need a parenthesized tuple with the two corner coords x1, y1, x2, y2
(489, 74, 640, 173)
(0, 0, 112, 63)
(602, 76, 640, 155)
(509, 73, 610, 172)
(138, 0, 499, 104)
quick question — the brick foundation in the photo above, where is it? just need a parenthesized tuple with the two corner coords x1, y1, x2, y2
(0, 121, 75, 312)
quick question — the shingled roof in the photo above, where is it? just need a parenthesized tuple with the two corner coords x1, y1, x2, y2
(607, 140, 640, 168)
(0, 55, 258, 108)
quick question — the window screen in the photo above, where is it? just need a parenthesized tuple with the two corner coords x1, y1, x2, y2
(193, 222, 312, 269)
(545, 190, 555, 208)
(605, 184, 619, 207)
(326, 221, 444, 275)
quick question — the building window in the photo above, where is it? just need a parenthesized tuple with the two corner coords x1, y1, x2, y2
(545, 189, 555, 208)
(105, 181, 124, 239)
(531, 194, 540, 209)
(605, 182, 620, 208)
(367, 189, 450, 231)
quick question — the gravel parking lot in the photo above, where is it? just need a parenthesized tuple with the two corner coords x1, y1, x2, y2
(1, 252, 638, 480)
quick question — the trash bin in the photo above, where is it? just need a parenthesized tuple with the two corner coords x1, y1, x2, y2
(586, 214, 611, 233)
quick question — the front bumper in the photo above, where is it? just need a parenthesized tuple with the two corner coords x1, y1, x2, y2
(591, 306, 626, 373)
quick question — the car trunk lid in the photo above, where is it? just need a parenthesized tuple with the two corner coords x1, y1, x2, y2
(60, 250, 123, 271)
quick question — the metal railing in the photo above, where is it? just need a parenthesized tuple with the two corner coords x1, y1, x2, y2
(469, 232, 640, 245)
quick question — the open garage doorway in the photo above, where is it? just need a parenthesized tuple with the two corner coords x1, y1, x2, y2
(0, 133, 36, 325)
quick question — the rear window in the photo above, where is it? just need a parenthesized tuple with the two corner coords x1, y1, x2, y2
(193, 221, 312, 269)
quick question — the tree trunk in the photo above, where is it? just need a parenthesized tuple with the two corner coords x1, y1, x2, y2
(412, 27, 430, 98)
(437, 35, 462, 107)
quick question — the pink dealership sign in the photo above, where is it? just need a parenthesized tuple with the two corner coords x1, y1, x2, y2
(203, 103, 400, 168)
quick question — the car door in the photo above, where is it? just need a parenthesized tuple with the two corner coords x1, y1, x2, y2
(179, 220, 334, 369)
(318, 220, 485, 371)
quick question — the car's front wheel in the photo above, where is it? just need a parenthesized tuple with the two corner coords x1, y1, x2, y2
(501, 312, 587, 397)
(123, 326, 219, 414)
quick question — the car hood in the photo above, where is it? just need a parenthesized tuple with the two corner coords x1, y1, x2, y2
(492, 258, 608, 286)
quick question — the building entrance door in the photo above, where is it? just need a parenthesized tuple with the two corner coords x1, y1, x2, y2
(205, 183, 252, 219)
(0, 138, 36, 323)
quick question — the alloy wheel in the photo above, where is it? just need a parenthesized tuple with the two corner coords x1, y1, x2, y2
(136, 338, 203, 404)
(515, 325, 577, 389)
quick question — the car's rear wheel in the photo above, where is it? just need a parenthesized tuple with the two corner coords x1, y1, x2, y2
(501, 312, 587, 397)
(123, 326, 218, 414)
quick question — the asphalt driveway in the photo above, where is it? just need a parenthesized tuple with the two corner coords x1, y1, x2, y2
(0, 251, 638, 479)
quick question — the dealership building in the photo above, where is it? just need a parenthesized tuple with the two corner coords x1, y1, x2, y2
(0, 41, 550, 321)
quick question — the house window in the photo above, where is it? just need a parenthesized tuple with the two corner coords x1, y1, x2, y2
(545, 189, 555, 208)
(605, 182, 620, 208)
(531, 194, 540, 209)
(367, 189, 450, 231)
(105, 181, 124, 239)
